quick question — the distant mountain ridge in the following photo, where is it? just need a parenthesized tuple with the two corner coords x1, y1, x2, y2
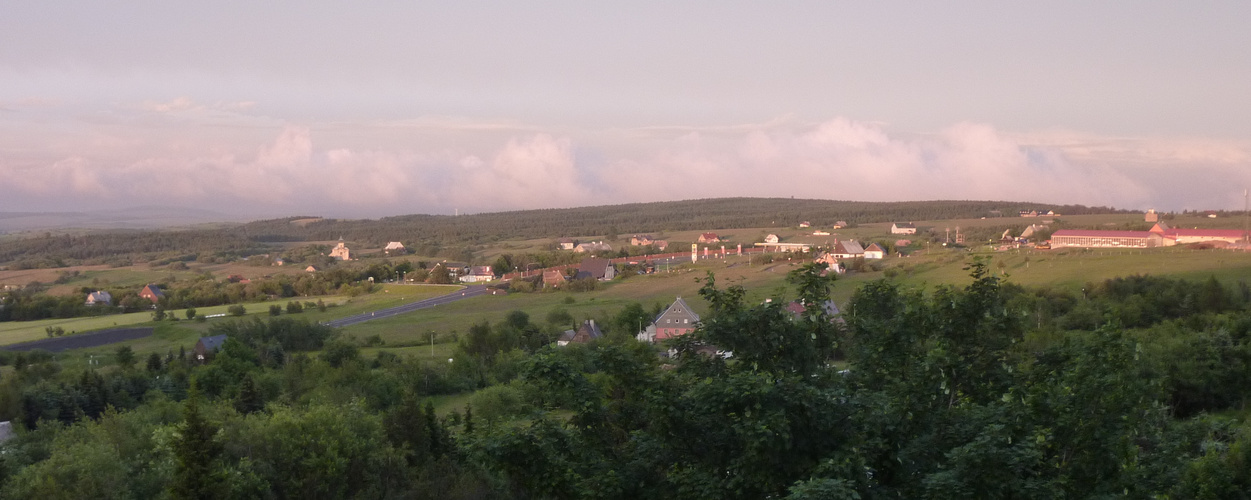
(0, 206, 244, 234)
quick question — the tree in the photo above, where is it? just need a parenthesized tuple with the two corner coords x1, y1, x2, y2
(234, 376, 264, 414)
(186, 307, 197, 320)
(146, 352, 163, 372)
(426, 264, 453, 284)
(172, 384, 223, 500)
(285, 301, 303, 314)
(115, 345, 136, 370)
(227, 304, 246, 316)
(268, 304, 282, 316)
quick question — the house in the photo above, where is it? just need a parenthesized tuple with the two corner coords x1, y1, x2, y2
(306, 265, 319, 273)
(863, 243, 885, 259)
(833, 221, 848, 229)
(193, 334, 228, 363)
(637, 297, 700, 342)
(784, 300, 841, 319)
(764, 234, 780, 244)
(557, 238, 576, 250)
(812, 230, 830, 236)
(139, 284, 164, 304)
(384, 242, 406, 256)
(1145, 209, 1159, 222)
(543, 269, 568, 288)
(890, 222, 917, 235)
(654, 240, 669, 251)
(799, 221, 810, 228)
(630, 235, 656, 246)
(814, 252, 843, 274)
(698, 233, 721, 243)
(1019, 210, 1038, 217)
(831, 240, 865, 259)
(85, 290, 112, 306)
(574, 241, 613, 253)
(329, 239, 352, 260)
(460, 266, 495, 283)
(557, 320, 603, 346)
(576, 258, 616, 281)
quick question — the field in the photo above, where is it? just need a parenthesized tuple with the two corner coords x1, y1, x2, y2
(0, 284, 457, 348)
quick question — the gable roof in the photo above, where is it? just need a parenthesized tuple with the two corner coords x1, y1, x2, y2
(834, 240, 864, 255)
(892, 222, 915, 229)
(558, 320, 604, 344)
(864, 242, 884, 253)
(654, 297, 700, 325)
(578, 258, 614, 280)
(140, 284, 164, 298)
(197, 334, 228, 352)
(384, 241, 405, 250)
(543, 269, 567, 283)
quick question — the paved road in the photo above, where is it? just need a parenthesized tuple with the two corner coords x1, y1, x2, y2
(323, 284, 489, 328)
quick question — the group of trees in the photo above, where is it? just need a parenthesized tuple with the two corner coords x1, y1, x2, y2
(4, 263, 1251, 497)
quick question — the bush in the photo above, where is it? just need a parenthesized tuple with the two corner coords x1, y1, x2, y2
(268, 305, 282, 316)
(286, 301, 303, 314)
(567, 277, 598, 292)
(469, 382, 532, 423)
(228, 305, 247, 316)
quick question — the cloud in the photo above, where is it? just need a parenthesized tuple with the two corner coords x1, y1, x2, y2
(0, 116, 1247, 216)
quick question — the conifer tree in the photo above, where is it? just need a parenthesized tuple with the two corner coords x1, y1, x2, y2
(172, 383, 222, 500)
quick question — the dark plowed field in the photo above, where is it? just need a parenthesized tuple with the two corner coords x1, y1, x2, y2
(2, 327, 154, 352)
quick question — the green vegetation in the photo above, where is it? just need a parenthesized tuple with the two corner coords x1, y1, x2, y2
(5, 200, 1251, 497)
(3, 260, 1251, 496)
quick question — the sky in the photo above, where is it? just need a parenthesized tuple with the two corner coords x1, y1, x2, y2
(2, 2, 1250, 218)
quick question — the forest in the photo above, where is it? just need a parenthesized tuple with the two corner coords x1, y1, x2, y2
(0, 198, 1126, 267)
(1, 262, 1250, 498)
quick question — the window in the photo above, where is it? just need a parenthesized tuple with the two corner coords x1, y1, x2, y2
(684, 319, 688, 323)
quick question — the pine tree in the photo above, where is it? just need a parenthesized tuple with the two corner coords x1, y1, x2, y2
(172, 383, 222, 500)
(234, 376, 264, 414)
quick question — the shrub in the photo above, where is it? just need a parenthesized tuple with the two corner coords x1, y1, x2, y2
(228, 305, 247, 316)
(268, 305, 282, 316)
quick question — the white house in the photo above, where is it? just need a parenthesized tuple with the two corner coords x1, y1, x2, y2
(459, 266, 495, 283)
(890, 223, 916, 235)
(85, 290, 112, 306)
(764, 234, 780, 244)
(863, 243, 885, 259)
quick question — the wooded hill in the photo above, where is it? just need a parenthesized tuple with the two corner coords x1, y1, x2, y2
(0, 198, 1126, 266)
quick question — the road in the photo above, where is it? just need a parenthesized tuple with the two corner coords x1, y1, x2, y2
(323, 284, 489, 328)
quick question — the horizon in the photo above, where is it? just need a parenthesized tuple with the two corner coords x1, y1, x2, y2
(3, 3, 1250, 217)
